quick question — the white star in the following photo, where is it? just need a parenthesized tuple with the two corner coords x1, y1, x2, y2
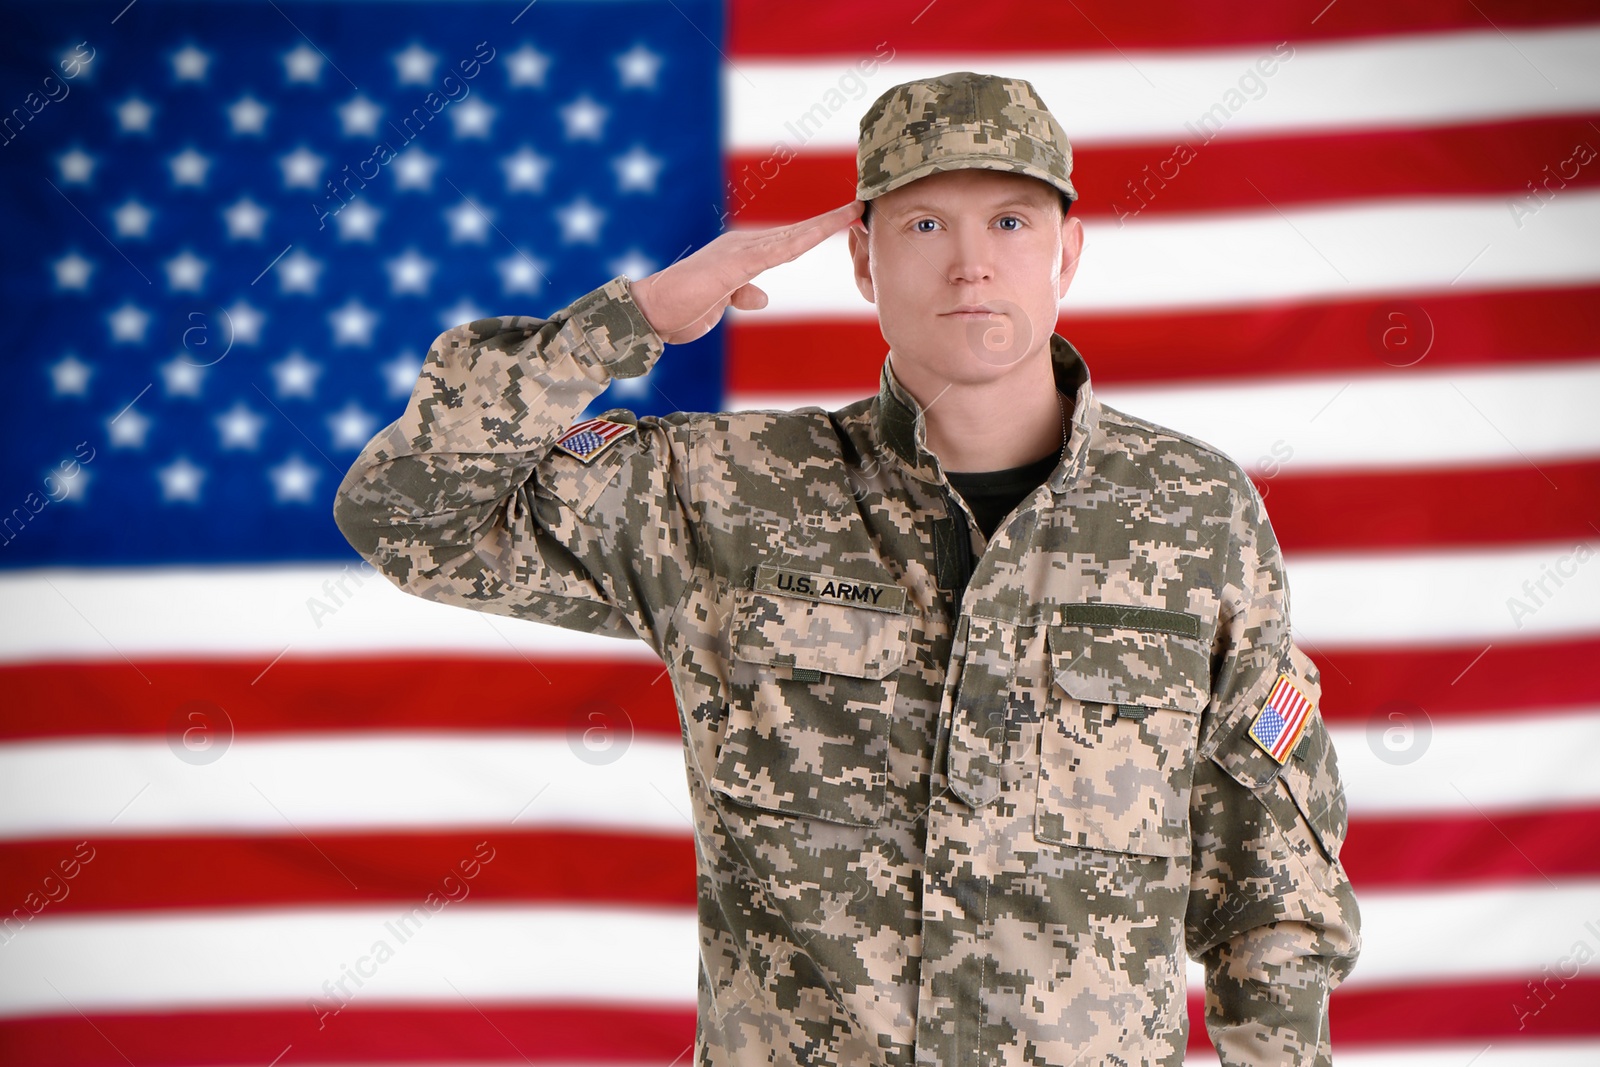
(228, 95, 269, 135)
(169, 147, 210, 187)
(269, 455, 320, 503)
(53, 253, 94, 290)
(60, 44, 96, 80)
(327, 402, 377, 450)
(615, 44, 662, 89)
(283, 44, 323, 83)
(224, 300, 265, 345)
(559, 95, 608, 141)
(329, 298, 378, 346)
(50, 355, 93, 396)
(385, 249, 436, 295)
(271, 351, 322, 398)
(381, 351, 422, 397)
(444, 198, 492, 243)
(58, 149, 95, 184)
(172, 45, 210, 82)
(113, 199, 152, 238)
(158, 457, 207, 503)
(439, 297, 489, 330)
(108, 303, 150, 344)
(52, 463, 91, 504)
(393, 147, 439, 191)
(497, 254, 546, 294)
(117, 96, 153, 133)
(506, 44, 550, 87)
(160, 357, 206, 397)
(613, 144, 663, 193)
(393, 44, 437, 85)
(164, 250, 208, 292)
(338, 94, 382, 137)
(223, 196, 268, 240)
(608, 249, 657, 281)
(501, 146, 550, 193)
(279, 146, 325, 189)
(449, 96, 495, 138)
(332, 198, 381, 242)
(555, 196, 605, 243)
(215, 402, 267, 450)
(277, 249, 323, 294)
(107, 404, 151, 449)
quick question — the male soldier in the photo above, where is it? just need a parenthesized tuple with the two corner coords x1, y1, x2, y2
(335, 71, 1359, 1067)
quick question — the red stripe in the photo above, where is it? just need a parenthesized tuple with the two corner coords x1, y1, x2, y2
(1186, 977, 1600, 1050)
(1, 632, 1595, 746)
(0, 830, 695, 917)
(1255, 457, 1600, 554)
(1341, 805, 1600, 889)
(0, 656, 681, 741)
(5, 805, 1598, 914)
(725, 287, 1600, 393)
(726, 115, 1600, 225)
(4, 981, 1597, 1067)
(1307, 634, 1600, 722)
(0, 1004, 696, 1067)
(729, 1, 1599, 55)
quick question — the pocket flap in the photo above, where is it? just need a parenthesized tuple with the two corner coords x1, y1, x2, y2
(730, 587, 909, 680)
(1047, 620, 1210, 714)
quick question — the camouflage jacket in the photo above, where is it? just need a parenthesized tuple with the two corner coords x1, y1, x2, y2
(334, 274, 1361, 1067)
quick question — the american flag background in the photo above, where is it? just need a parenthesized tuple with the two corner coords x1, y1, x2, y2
(2, 0, 1599, 1064)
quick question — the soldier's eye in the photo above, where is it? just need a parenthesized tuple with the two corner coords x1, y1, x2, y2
(913, 218, 939, 232)
(997, 215, 1022, 230)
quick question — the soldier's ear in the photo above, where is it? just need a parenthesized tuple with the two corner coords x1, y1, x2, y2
(848, 223, 876, 304)
(1055, 215, 1084, 301)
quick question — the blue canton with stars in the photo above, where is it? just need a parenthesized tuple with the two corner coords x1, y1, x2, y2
(0, 0, 724, 567)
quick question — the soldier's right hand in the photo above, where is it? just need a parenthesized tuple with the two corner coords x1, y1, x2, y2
(627, 200, 864, 345)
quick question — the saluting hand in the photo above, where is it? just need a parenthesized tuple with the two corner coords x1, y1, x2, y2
(627, 200, 865, 346)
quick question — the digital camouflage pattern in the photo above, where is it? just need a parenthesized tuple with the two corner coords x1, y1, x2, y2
(334, 275, 1361, 1067)
(857, 71, 1079, 206)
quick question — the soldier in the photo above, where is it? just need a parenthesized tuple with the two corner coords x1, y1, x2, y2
(334, 70, 1359, 1067)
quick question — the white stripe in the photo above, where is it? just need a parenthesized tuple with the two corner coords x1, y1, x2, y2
(733, 360, 1600, 473)
(1178, 878, 1600, 990)
(2, 707, 1597, 839)
(1193, 1044, 1600, 1067)
(727, 191, 1600, 318)
(1290, 539, 1600, 646)
(728, 26, 1600, 150)
(1, 540, 1597, 666)
(0, 563, 660, 664)
(0, 735, 694, 841)
(0, 904, 697, 1018)
(1329, 708, 1600, 817)
(4, 881, 1598, 1017)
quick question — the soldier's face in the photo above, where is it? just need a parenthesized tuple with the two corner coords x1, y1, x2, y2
(847, 169, 1082, 390)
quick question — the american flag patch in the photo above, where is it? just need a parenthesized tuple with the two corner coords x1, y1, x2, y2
(1248, 672, 1315, 764)
(553, 417, 636, 463)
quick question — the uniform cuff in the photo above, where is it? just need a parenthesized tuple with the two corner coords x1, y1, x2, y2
(555, 273, 665, 380)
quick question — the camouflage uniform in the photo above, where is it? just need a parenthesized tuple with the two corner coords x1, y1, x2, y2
(332, 274, 1360, 1066)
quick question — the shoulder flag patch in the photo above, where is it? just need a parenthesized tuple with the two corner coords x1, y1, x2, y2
(1248, 673, 1315, 764)
(553, 417, 636, 464)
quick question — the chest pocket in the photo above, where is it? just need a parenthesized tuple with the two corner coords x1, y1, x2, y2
(1036, 620, 1211, 858)
(710, 586, 910, 826)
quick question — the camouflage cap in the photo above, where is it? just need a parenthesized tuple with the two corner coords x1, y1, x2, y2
(857, 70, 1077, 205)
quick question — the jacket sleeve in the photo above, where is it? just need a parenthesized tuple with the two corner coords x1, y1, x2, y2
(331, 274, 702, 659)
(1185, 472, 1362, 1066)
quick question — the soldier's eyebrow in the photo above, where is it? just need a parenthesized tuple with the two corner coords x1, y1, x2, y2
(888, 194, 1050, 216)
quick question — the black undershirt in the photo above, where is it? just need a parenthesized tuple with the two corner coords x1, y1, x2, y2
(945, 449, 1059, 540)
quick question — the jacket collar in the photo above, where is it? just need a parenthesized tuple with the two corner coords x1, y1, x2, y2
(872, 332, 1100, 493)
